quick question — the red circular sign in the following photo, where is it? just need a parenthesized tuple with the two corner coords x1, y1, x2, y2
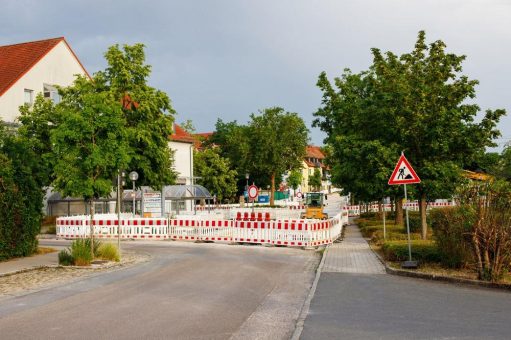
(248, 185, 258, 199)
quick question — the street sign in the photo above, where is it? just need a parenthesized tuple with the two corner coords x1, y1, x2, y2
(296, 192, 303, 199)
(248, 185, 258, 199)
(388, 154, 421, 185)
(143, 192, 162, 217)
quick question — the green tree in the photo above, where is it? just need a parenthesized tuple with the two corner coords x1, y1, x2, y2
(287, 169, 303, 191)
(0, 127, 44, 260)
(308, 168, 322, 192)
(194, 148, 238, 202)
(247, 107, 308, 205)
(314, 31, 505, 238)
(180, 119, 196, 134)
(51, 75, 130, 257)
(102, 44, 176, 188)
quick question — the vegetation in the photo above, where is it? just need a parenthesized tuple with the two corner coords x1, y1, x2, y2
(314, 30, 505, 239)
(0, 126, 44, 260)
(194, 148, 238, 202)
(97, 243, 120, 262)
(382, 240, 440, 263)
(308, 168, 322, 192)
(287, 169, 302, 192)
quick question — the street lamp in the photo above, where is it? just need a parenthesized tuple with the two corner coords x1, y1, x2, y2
(129, 171, 139, 217)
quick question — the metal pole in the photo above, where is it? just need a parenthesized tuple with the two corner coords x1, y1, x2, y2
(132, 181, 136, 218)
(382, 197, 386, 240)
(404, 184, 412, 261)
(117, 171, 121, 255)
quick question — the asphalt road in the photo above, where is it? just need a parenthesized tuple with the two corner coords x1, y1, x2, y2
(301, 263, 511, 339)
(0, 241, 320, 340)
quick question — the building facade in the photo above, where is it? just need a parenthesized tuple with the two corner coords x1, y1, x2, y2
(0, 37, 89, 124)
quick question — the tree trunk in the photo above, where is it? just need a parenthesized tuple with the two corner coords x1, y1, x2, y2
(419, 194, 428, 240)
(395, 198, 403, 226)
(89, 199, 95, 259)
(270, 173, 275, 206)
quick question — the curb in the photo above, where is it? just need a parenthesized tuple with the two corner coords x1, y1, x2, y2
(385, 265, 511, 292)
(291, 244, 329, 340)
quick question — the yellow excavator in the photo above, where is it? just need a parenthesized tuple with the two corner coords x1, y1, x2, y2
(300, 192, 328, 219)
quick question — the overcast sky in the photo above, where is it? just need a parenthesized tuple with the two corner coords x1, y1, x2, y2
(1, 0, 510, 148)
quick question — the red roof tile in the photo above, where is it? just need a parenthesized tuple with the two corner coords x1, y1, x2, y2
(169, 124, 196, 143)
(0, 37, 89, 96)
(306, 145, 325, 159)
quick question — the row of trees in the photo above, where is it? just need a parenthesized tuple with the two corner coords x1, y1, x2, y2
(313, 31, 505, 239)
(193, 107, 309, 205)
(1, 44, 176, 259)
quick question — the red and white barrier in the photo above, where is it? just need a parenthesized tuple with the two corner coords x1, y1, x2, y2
(57, 212, 348, 248)
(345, 201, 456, 216)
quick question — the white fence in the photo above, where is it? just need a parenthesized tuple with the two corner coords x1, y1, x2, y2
(56, 211, 348, 248)
(344, 201, 455, 217)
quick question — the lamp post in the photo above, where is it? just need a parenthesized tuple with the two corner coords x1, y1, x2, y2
(117, 170, 126, 254)
(129, 171, 139, 218)
(245, 173, 249, 205)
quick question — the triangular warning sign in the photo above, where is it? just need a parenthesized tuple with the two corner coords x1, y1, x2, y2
(388, 154, 421, 185)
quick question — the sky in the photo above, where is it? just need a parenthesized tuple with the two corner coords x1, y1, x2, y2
(1, 0, 510, 148)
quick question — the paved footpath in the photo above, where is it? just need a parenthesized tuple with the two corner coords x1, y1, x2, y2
(322, 223, 385, 274)
(300, 222, 511, 340)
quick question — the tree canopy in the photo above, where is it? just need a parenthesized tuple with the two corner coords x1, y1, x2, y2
(194, 148, 238, 202)
(314, 31, 505, 238)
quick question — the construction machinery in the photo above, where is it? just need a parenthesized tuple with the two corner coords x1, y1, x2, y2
(300, 192, 328, 219)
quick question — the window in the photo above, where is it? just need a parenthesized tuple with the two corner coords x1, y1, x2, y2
(43, 84, 60, 103)
(24, 89, 33, 105)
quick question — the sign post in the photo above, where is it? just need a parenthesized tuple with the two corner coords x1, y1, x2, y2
(248, 184, 258, 214)
(388, 152, 421, 269)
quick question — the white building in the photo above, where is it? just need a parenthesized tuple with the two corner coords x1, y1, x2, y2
(0, 37, 89, 124)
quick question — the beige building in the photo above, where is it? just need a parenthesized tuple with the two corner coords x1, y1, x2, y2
(0, 37, 89, 124)
(298, 145, 330, 194)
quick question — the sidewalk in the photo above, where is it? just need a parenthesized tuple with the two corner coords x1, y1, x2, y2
(322, 223, 385, 274)
(0, 252, 59, 276)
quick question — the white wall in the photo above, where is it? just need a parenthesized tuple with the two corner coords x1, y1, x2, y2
(169, 140, 194, 185)
(0, 41, 87, 123)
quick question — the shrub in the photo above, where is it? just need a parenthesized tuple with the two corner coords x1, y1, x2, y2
(70, 239, 93, 266)
(97, 243, 120, 262)
(382, 240, 441, 264)
(360, 211, 377, 218)
(58, 249, 74, 266)
(406, 211, 422, 233)
(84, 238, 102, 257)
(371, 230, 422, 245)
(359, 224, 402, 238)
(430, 207, 474, 268)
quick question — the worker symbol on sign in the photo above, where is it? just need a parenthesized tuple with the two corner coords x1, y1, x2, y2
(398, 167, 413, 180)
(388, 154, 420, 185)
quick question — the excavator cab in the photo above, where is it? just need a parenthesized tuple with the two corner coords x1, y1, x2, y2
(300, 192, 328, 219)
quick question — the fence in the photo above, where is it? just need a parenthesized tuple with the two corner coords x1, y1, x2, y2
(56, 211, 348, 248)
(343, 201, 456, 217)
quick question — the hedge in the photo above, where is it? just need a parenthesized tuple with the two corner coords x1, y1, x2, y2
(0, 135, 43, 261)
(382, 240, 441, 263)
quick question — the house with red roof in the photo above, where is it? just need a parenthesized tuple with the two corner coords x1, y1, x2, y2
(297, 145, 331, 194)
(169, 123, 196, 185)
(0, 37, 89, 124)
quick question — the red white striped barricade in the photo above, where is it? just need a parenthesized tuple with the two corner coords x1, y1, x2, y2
(271, 220, 309, 247)
(169, 219, 203, 241)
(201, 219, 233, 242)
(57, 216, 88, 239)
(124, 218, 167, 239)
(330, 214, 343, 241)
(309, 220, 332, 246)
(347, 205, 360, 217)
(233, 220, 271, 244)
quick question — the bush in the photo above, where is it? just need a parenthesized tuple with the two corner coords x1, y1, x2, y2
(97, 243, 120, 262)
(58, 249, 74, 266)
(360, 212, 377, 218)
(70, 239, 93, 266)
(371, 230, 422, 245)
(430, 207, 474, 268)
(382, 240, 441, 264)
(406, 211, 422, 233)
(359, 224, 402, 238)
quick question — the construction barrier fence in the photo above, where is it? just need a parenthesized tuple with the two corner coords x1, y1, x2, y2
(56, 211, 348, 248)
(344, 201, 456, 217)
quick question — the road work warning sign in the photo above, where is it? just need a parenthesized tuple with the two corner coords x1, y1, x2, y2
(388, 154, 421, 185)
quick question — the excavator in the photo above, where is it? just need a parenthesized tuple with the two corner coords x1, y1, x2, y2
(300, 192, 328, 219)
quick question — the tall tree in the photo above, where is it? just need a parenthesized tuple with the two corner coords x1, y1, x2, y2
(287, 169, 303, 192)
(314, 31, 505, 238)
(101, 44, 176, 188)
(194, 148, 238, 202)
(51, 75, 130, 256)
(247, 107, 308, 205)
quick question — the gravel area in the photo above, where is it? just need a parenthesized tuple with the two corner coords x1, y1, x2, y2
(0, 252, 150, 299)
